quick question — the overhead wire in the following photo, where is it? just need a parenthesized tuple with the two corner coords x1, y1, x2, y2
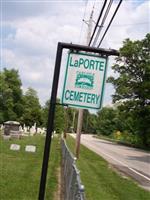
(88, 0, 108, 46)
(97, 0, 123, 47)
(109, 21, 149, 27)
(78, 0, 88, 43)
(92, 0, 113, 47)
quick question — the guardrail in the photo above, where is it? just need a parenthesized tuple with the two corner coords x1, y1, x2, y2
(61, 138, 85, 200)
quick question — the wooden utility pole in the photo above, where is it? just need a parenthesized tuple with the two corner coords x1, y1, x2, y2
(75, 8, 94, 159)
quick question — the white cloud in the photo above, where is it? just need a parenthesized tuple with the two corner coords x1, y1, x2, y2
(2, 0, 149, 107)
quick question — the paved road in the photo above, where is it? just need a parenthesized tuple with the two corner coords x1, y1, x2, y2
(71, 134, 150, 190)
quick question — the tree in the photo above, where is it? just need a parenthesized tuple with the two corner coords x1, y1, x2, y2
(42, 99, 67, 133)
(21, 88, 42, 127)
(65, 107, 78, 132)
(0, 68, 23, 123)
(96, 107, 118, 136)
(54, 100, 66, 133)
(42, 100, 49, 128)
(82, 110, 97, 134)
(108, 34, 150, 146)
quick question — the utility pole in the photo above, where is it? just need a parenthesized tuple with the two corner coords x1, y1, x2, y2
(75, 7, 94, 159)
(72, 110, 76, 132)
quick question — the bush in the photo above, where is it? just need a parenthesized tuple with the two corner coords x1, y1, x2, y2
(112, 130, 144, 147)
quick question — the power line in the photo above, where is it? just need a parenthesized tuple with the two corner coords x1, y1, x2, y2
(97, 0, 123, 47)
(78, 0, 88, 43)
(88, 0, 108, 46)
(109, 22, 149, 27)
(92, 0, 113, 47)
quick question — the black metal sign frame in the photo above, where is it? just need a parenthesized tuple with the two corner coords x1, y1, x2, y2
(38, 42, 119, 200)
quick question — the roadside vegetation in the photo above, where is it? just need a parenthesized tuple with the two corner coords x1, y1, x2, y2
(0, 135, 60, 200)
(66, 136, 150, 200)
(1, 34, 149, 148)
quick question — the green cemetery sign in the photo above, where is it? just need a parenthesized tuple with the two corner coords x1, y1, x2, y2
(61, 52, 108, 109)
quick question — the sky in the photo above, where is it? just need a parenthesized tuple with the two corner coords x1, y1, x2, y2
(1, 0, 150, 108)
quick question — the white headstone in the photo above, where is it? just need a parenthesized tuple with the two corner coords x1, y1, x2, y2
(30, 125, 36, 135)
(10, 144, 20, 151)
(3, 135, 11, 140)
(34, 122, 36, 129)
(36, 128, 40, 134)
(40, 128, 46, 135)
(25, 145, 36, 152)
(0, 124, 4, 130)
(19, 125, 23, 131)
(24, 126, 28, 133)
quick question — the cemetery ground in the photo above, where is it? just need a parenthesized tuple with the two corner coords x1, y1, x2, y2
(1, 132, 150, 200)
(66, 135, 150, 200)
(0, 134, 60, 200)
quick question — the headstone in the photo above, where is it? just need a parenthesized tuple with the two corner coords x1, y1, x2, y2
(34, 122, 36, 130)
(23, 126, 28, 134)
(40, 128, 45, 135)
(4, 121, 20, 135)
(30, 124, 36, 135)
(10, 144, 20, 151)
(3, 135, 11, 140)
(25, 145, 36, 152)
(10, 131, 21, 139)
(19, 125, 23, 132)
(37, 128, 42, 134)
(0, 124, 4, 130)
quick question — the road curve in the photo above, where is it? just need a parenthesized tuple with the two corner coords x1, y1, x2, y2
(71, 134, 150, 191)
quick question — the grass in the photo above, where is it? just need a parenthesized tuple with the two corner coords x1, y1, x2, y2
(94, 135, 150, 151)
(66, 135, 150, 200)
(0, 134, 61, 200)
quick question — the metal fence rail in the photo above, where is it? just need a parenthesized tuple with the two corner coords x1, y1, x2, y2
(61, 138, 85, 200)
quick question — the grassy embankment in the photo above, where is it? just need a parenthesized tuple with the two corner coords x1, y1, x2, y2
(94, 134, 150, 151)
(66, 135, 150, 200)
(0, 134, 60, 200)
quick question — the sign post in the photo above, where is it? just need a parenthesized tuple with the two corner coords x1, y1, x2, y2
(38, 42, 119, 200)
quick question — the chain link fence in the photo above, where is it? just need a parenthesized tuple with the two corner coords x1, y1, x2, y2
(61, 138, 86, 200)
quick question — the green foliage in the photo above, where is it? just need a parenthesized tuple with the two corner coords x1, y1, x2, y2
(108, 34, 150, 104)
(64, 107, 78, 132)
(54, 100, 66, 133)
(20, 87, 43, 127)
(96, 107, 118, 136)
(60, 108, 97, 134)
(112, 130, 141, 145)
(83, 110, 97, 134)
(0, 68, 23, 123)
(108, 34, 150, 147)
(41, 100, 49, 128)
(42, 99, 67, 133)
(0, 68, 71, 133)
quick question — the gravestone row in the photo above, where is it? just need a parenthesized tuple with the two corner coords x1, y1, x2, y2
(10, 144, 36, 152)
(1, 121, 46, 139)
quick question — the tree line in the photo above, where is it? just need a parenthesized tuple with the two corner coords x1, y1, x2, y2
(0, 34, 149, 147)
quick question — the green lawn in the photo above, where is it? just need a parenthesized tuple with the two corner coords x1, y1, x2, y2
(0, 135, 60, 200)
(66, 135, 150, 200)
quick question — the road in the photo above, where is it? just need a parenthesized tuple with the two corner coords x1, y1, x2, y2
(71, 134, 150, 190)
